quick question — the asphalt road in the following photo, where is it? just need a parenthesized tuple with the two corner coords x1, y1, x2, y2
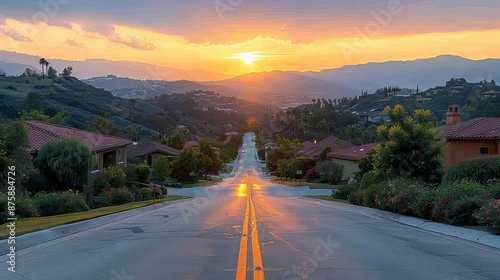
(1, 132, 499, 280)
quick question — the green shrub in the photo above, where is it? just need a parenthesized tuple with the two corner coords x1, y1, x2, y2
(135, 164, 151, 183)
(414, 188, 439, 219)
(103, 165, 127, 187)
(316, 161, 344, 184)
(348, 189, 364, 205)
(15, 196, 40, 218)
(474, 199, 500, 234)
(34, 191, 90, 216)
(359, 171, 378, 190)
(431, 180, 488, 222)
(486, 180, 500, 199)
(106, 187, 134, 205)
(363, 183, 385, 208)
(137, 188, 154, 201)
(333, 184, 355, 200)
(442, 156, 500, 185)
(125, 165, 138, 181)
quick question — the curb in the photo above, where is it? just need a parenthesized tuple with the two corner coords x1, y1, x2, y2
(301, 197, 500, 250)
(0, 199, 191, 254)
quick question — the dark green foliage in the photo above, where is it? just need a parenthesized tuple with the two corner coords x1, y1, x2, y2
(198, 139, 222, 178)
(333, 184, 355, 200)
(348, 189, 364, 205)
(161, 134, 185, 150)
(138, 187, 154, 201)
(152, 156, 173, 182)
(15, 196, 40, 218)
(135, 164, 152, 183)
(171, 148, 204, 182)
(316, 161, 345, 184)
(106, 187, 134, 205)
(414, 188, 439, 219)
(442, 156, 500, 185)
(24, 92, 46, 111)
(101, 165, 127, 188)
(0, 120, 35, 191)
(85, 112, 120, 136)
(277, 156, 315, 180)
(34, 138, 94, 191)
(374, 105, 444, 184)
(34, 192, 90, 216)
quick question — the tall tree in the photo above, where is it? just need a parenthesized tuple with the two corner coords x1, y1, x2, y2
(373, 105, 444, 183)
(39, 58, 46, 78)
(35, 138, 94, 191)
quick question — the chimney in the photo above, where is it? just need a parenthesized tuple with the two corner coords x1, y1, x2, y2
(446, 104, 461, 125)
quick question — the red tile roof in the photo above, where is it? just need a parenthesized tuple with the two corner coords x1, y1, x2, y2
(327, 143, 378, 161)
(23, 120, 132, 153)
(128, 141, 180, 157)
(442, 117, 500, 140)
(183, 141, 200, 149)
(298, 136, 355, 158)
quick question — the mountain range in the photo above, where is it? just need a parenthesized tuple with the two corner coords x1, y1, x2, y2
(1, 50, 499, 105)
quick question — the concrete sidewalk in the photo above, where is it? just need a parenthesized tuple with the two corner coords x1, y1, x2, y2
(0, 199, 191, 254)
(301, 197, 500, 250)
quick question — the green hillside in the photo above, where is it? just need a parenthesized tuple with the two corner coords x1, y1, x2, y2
(0, 75, 164, 129)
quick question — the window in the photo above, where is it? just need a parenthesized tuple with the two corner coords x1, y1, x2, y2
(91, 154, 100, 173)
(480, 147, 489, 155)
(117, 149, 124, 164)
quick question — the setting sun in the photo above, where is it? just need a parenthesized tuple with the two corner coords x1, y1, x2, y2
(233, 52, 258, 65)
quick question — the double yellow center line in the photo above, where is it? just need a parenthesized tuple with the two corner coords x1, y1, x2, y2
(236, 184, 265, 280)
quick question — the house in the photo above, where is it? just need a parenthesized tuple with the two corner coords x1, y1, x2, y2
(441, 104, 500, 168)
(416, 97, 432, 104)
(358, 110, 388, 123)
(298, 135, 355, 159)
(23, 120, 133, 184)
(479, 91, 500, 100)
(128, 141, 180, 167)
(327, 143, 378, 180)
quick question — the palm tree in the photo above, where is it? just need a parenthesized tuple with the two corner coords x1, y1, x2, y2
(44, 60, 50, 78)
(39, 58, 46, 78)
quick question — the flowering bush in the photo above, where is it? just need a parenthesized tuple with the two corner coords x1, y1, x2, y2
(372, 178, 425, 215)
(474, 199, 500, 234)
(431, 180, 487, 222)
(443, 196, 486, 225)
(106, 187, 134, 205)
(305, 166, 319, 182)
(34, 190, 90, 216)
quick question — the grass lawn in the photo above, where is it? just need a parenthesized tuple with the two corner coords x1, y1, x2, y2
(0, 195, 187, 239)
(305, 195, 350, 204)
(182, 178, 222, 188)
(270, 179, 339, 190)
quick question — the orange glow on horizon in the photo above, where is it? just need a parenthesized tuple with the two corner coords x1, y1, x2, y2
(0, 17, 499, 76)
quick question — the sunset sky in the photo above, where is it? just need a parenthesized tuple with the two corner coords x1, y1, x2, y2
(0, 0, 499, 76)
